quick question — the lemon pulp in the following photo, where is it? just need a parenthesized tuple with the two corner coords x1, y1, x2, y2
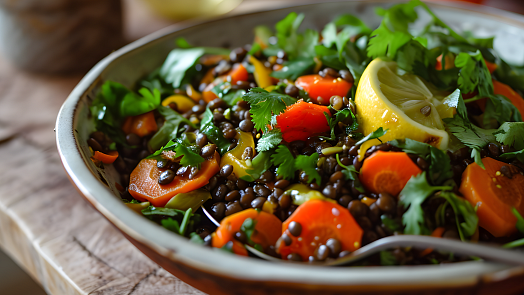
(355, 59, 455, 159)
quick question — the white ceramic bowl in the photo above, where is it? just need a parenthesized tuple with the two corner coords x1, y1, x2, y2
(56, 1, 524, 294)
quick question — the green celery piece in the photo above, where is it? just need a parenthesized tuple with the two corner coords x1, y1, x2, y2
(242, 150, 274, 182)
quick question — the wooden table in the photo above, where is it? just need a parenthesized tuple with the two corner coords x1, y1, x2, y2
(0, 0, 522, 294)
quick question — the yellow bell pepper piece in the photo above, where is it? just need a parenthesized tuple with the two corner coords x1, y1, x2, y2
(284, 184, 336, 206)
(249, 55, 273, 88)
(162, 95, 196, 113)
(220, 129, 256, 179)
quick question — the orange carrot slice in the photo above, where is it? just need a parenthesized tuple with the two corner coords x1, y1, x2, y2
(92, 150, 119, 164)
(459, 157, 524, 237)
(419, 227, 445, 257)
(121, 111, 158, 137)
(128, 151, 220, 207)
(278, 199, 363, 261)
(211, 208, 282, 256)
(359, 151, 423, 197)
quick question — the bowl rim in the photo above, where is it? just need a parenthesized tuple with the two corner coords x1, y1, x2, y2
(56, 0, 524, 289)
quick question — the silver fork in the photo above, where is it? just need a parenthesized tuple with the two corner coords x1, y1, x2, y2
(201, 206, 524, 266)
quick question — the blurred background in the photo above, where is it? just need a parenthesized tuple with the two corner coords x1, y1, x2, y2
(0, 0, 523, 294)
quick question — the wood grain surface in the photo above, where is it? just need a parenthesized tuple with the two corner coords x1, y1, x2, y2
(0, 0, 523, 294)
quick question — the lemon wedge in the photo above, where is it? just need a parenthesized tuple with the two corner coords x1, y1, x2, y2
(355, 59, 455, 159)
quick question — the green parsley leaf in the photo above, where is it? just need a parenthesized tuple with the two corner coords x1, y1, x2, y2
(367, 0, 420, 59)
(454, 51, 493, 99)
(355, 127, 388, 146)
(493, 122, 524, 150)
(270, 57, 316, 80)
(499, 149, 524, 163)
(189, 232, 204, 244)
(200, 108, 230, 155)
(444, 115, 496, 151)
(160, 48, 206, 88)
(271, 145, 296, 180)
(174, 144, 204, 168)
(142, 206, 186, 217)
(399, 172, 453, 235)
(243, 88, 296, 131)
(434, 191, 478, 241)
(321, 22, 337, 48)
(148, 106, 195, 151)
(161, 218, 181, 234)
(295, 153, 322, 186)
(389, 138, 431, 157)
(257, 129, 283, 152)
(494, 59, 524, 93)
(484, 94, 523, 128)
(429, 146, 454, 185)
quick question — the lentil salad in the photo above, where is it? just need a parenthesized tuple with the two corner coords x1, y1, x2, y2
(87, 0, 524, 265)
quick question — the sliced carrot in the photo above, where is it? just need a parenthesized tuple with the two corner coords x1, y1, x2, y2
(227, 63, 249, 84)
(419, 227, 445, 257)
(359, 151, 423, 197)
(202, 82, 219, 103)
(295, 74, 352, 105)
(459, 157, 524, 237)
(278, 199, 363, 261)
(121, 111, 158, 137)
(275, 100, 330, 142)
(92, 150, 119, 164)
(128, 151, 220, 207)
(211, 208, 282, 256)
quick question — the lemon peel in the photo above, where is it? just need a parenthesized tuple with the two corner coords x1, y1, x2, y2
(355, 59, 455, 159)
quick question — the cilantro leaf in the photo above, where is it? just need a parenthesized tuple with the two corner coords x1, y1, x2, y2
(399, 172, 453, 235)
(243, 88, 296, 131)
(321, 108, 355, 141)
(200, 108, 230, 155)
(444, 115, 496, 150)
(174, 144, 204, 168)
(295, 153, 322, 186)
(367, 0, 420, 59)
(434, 192, 478, 241)
(454, 51, 493, 99)
(500, 149, 524, 164)
(493, 122, 524, 150)
(484, 94, 523, 128)
(355, 127, 388, 146)
(273, 12, 318, 60)
(271, 145, 296, 180)
(161, 218, 181, 234)
(257, 129, 283, 152)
